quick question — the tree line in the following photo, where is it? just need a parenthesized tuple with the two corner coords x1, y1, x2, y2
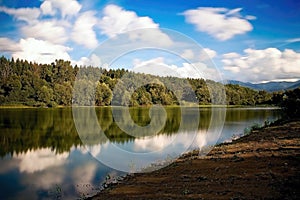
(0, 56, 296, 107)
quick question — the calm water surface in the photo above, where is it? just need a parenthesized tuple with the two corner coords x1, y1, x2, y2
(0, 107, 281, 199)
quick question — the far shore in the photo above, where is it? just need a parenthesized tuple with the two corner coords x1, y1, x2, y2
(0, 104, 280, 109)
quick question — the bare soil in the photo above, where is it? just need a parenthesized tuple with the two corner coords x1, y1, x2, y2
(90, 119, 300, 199)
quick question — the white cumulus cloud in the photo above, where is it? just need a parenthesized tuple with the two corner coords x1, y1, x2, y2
(133, 57, 220, 80)
(222, 48, 300, 82)
(0, 2, 175, 64)
(98, 5, 172, 46)
(76, 54, 103, 67)
(71, 11, 98, 48)
(40, 0, 82, 18)
(133, 57, 179, 77)
(0, 37, 21, 52)
(181, 49, 195, 60)
(181, 48, 217, 62)
(12, 38, 72, 64)
(0, 2, 77, 63)
(40, 0, 55, 16)
(98, 4, 158, 37)
(182, 7, 254, 40)
(177, 62, 218, 80)
(0, 6, 40, 23)
(21, 20, 68, 44)
(199, 48, 217, 61)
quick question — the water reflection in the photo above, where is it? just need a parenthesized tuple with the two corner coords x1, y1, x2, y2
(0, 108, 81, 157)
(0, 107, 221, 156)
(16, 148, 68, 173)
(0, 107, 281, 199)
(0, 146, 113, 199)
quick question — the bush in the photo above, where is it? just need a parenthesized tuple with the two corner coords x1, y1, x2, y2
(281, 88, 300, 118)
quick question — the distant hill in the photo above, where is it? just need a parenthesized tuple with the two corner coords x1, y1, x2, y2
(287, 81, 300, 90)
(225, 80, 300, 92)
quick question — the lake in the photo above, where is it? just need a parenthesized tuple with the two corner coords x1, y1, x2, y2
(0, 107, 281, 199)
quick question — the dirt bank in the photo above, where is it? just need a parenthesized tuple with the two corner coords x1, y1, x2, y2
(90, 119, 300, 199)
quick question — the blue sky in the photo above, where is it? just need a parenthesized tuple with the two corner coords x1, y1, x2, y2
(0, 0, 300, 83)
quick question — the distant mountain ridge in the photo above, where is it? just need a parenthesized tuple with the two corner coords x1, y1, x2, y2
(225, 80, 300, 92)
(287, 81, 300, 90)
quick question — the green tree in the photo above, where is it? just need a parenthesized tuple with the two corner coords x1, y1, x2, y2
(7, 74, 22, 102)
(53, 82, 72, 106)
(196, 87, 211, 104)
(73, 79, 95, 106)
(95, 83, 112, 106)
(280, 88, 300, 118)
(37, 85, 54, 106)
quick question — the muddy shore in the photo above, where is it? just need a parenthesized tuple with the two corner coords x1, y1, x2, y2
(90, 119, 300, 199)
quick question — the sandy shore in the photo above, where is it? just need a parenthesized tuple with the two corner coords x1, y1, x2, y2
(90, 119, 300, 199)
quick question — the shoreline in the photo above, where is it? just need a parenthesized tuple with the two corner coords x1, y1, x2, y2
(0, 104, 280, 109)
(90, 119, 300, 199)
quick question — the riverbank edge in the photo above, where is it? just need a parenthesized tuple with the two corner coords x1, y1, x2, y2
(0, 104, 280, 109)
(89, 118, 300, 199)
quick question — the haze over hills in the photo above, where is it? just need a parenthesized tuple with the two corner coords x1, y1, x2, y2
(225, 80, 300, 92)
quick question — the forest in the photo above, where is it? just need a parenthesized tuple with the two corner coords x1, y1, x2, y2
(0, 56, 296, 108)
